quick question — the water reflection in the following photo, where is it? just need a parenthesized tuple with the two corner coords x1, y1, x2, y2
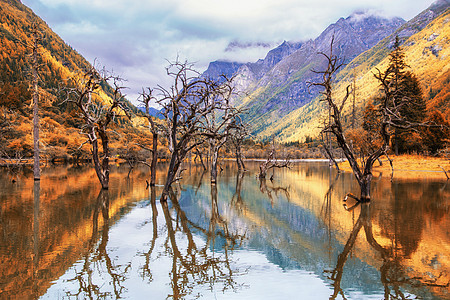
(258, 177, 291, 206)
(0, 163, 449, 299)
(66, 190, 130, 299)
(159, 185, 245, 299)
(326, 192, 450, 300)
(32, 180, 40, 299)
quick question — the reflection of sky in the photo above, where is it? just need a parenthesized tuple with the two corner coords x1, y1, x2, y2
(42, 201, 338, 299)
(41, 169, 443, 299)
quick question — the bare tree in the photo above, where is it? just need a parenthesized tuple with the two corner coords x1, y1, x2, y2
(205, 94, 243, 184)
(156, 60, 239, 201)
(258, 139, 290, 179)
(64, 64, 130, 189)
(30, 23, 42, 180)
(228, 118, 249, 172)
(140, 88, 162, 186)
(311, 38, 425, 201)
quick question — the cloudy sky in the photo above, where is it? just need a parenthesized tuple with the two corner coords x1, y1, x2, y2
(22, 0, 435, 105)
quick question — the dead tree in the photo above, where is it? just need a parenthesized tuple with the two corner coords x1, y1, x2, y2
(156, 60, 239, 201)
(64, 64, 130, 189)
(228, 118, 249, 172)
(204, 89, 243, 184)
(140, 88, 162, 186)
(311, 38, 423, 201)
(258, 139, 290, 179)
(31, 24, 41, 180)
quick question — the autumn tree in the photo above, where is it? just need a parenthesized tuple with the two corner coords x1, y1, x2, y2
(64, 64, 130, 189)
(421, 110, 450, 154)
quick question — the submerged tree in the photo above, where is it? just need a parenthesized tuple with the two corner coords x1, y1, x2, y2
(64, 64, 130, 189)
(140, 88, 162, 186)
(205, 103, 243, 184)
(156, 60, 240, 201)
(258, 138, 290, 179)
(312, 37, 426, 201)
(228, 118, 249, 172)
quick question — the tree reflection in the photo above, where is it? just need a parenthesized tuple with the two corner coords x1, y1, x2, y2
(32, 180, 40, 299)
(258, 177, 291, 206)
(327, 202, 449, 300)
(231, 171, 246, 213)
(140, 186, 158, 282)
(66, 190, 130, 299)
(158, 186, 246, 299)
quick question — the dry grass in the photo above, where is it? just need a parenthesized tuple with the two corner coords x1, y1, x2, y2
(339, 154, 450, 179)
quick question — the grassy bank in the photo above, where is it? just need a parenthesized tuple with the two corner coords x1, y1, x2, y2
(339, 154, 450, 179)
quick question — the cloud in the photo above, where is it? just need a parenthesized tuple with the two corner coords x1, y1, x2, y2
(22, 0, 436, 105)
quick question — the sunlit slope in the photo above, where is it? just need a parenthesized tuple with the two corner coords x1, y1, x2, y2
(0, 0, 151, 158)
(260, 8, 450, 143)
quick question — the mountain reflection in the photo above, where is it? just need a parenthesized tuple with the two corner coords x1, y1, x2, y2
(66, 190, 129, 299)
(0, 163, 449, 299)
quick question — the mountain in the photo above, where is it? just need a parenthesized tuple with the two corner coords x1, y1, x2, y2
(0, 0, 152, 160)
(202, 41, 303, 104)
(201, 1, 450, 143)
(202, 12, 405, 138)
(202, 61, 244, 81)
(262, 0, 450, 143)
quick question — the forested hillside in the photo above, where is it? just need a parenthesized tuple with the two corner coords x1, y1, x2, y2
(0, 0, 154, 162)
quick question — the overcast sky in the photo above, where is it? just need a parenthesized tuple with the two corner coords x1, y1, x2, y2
(22, 0, 436, 105)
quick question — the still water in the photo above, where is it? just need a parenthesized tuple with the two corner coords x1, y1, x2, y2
(0, 162, 449, 299)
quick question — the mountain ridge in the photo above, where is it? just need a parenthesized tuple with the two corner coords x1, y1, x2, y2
(201, 0, 449, 143)
(258, 1, 450, 143)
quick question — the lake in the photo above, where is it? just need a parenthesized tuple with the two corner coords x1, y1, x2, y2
(0, 161, 449, 299)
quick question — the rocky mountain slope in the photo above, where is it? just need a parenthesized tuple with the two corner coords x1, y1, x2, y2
(203, 0, 449, 143)
(203, 11, 405, 137)
(263, 0, 450, 143)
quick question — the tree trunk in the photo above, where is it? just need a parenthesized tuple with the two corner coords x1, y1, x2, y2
(32, 31, 40, 181)
(99, 129, 110, 189)
(160, 154, 180, 202)
(359, 175, 372, 202)
(90, 128, 110, 190)
(150, 133, 158, 186)
(235, 144, 245, 171)
(210, 144, 218, 184)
